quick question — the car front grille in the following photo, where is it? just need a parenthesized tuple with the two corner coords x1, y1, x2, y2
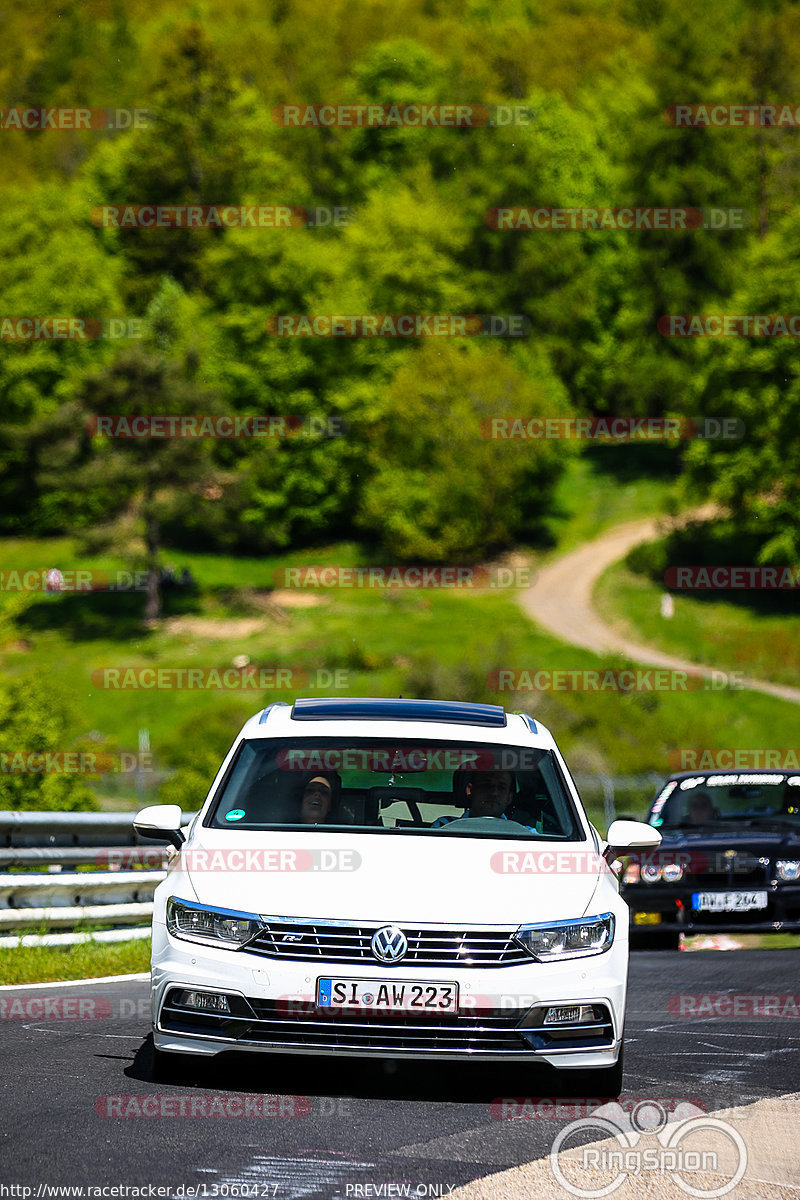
(159, 991, 615, 1057)
(683, 853, 770, 889)
(246, 920, 530, 968)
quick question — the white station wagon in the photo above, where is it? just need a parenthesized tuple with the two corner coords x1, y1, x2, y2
(135, 698, 660, 1094)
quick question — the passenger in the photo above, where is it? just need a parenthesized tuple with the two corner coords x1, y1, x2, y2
(299, 773, 340, 825)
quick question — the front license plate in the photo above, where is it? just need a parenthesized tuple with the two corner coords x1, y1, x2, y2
(317, 978, 459, 1013)
(691, 891, 768, 913)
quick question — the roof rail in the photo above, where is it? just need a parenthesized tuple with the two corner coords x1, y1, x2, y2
(258, 701, 290, 725)
(290, 698, 507, 727)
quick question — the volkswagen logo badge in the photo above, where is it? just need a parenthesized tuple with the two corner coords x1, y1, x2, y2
(371, 925, 407, 963)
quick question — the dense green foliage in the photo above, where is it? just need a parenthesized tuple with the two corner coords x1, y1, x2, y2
(1, 0, 797, 565)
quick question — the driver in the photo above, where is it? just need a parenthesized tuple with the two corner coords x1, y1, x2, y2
(432, 770, 526, 827)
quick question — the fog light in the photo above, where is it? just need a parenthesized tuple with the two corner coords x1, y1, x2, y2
(544, 1004, 595, 1025)
(178, 991, 230, 1012)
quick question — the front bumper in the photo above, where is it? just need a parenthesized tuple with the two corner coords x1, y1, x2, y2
(151, 921, 625, 1069)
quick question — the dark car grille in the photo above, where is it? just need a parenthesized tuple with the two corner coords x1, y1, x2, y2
(246, 921, 530, 968)
(683, 852, 770, 889)
(159, 991, 615, 1056)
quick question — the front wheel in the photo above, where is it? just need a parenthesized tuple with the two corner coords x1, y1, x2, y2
(557, 1040, 624, 1099)
(151, 1044, 195, 1083)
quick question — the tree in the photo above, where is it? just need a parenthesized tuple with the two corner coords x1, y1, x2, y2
(0, 676, 96, 811)
(358, 340, 571, 561)
(683, 215, 800, 562)
(37, 337, 228, 620)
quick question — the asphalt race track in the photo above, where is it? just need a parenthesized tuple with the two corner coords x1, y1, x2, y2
(2, 950, 798, 1196)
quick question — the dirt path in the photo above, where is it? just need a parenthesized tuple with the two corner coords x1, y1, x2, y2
(520, 511, 800, 706)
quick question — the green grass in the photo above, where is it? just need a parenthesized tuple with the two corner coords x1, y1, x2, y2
(595, 560, 800, 688)
(0, 937, 151, 984)
(540, 444, 681, 556)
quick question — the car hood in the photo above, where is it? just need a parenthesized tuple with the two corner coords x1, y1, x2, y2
(175, 828, 608, 925)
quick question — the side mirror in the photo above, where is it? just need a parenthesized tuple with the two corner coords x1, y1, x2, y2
(603, 819, 661, 864)
(133, 804, 185, 851)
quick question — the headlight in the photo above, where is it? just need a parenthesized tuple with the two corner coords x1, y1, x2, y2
(776, 860, 800, 882)
(641, 864, 662, 883)
(515, 914, 614, 961)
(661, 863, 684, 883)
(622, 862, 641, 884)
(166, 897, 263, 948)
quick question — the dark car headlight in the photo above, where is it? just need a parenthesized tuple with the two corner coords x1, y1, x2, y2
(515, 914, 614, 961)
(776, 860, 800, 882)
(166, 897, 263, 948)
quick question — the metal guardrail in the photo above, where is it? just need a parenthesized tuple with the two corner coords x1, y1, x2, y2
(0, 809, 195, 948)
(0, 776, 663, 948)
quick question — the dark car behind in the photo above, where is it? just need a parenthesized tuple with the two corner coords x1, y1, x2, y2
(622, 770, 800, 949)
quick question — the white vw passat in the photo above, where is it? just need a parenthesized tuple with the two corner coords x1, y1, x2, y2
(135, 698, 660, 1094)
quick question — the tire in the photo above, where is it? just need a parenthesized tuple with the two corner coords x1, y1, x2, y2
(631, 930, 680, 951)
(151, 1044, 193, 1084)
(558, 1040, 624, 1100)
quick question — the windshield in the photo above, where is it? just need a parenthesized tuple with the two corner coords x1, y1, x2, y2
(649, 774, 800, 827)
(206, 738, 582, 839)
